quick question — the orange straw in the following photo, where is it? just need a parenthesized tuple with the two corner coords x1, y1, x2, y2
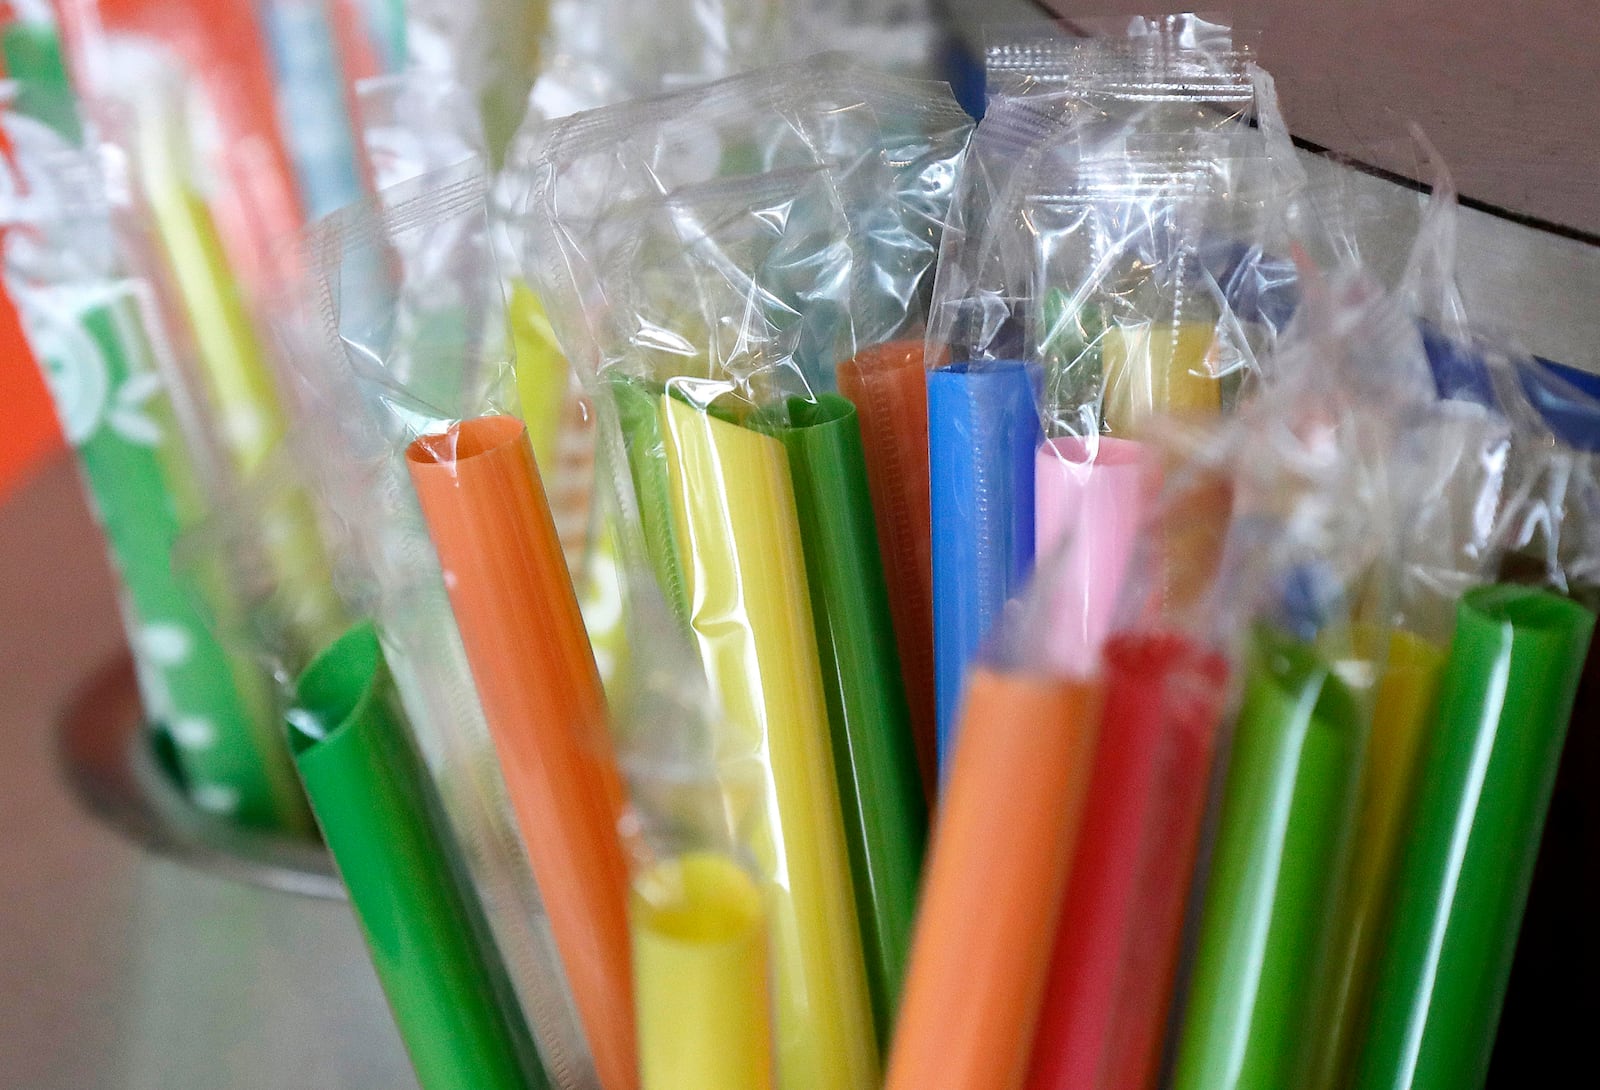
(836, 340, 938, 802)
(886, 667, 1104, 1090)
(407, 415, 636, 1090)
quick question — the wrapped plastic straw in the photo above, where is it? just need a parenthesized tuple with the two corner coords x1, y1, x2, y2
(836, 341, 938, 798)
(1353, 585, 1594, 1090)
(769, 392, 928, 1042)
(257, 0, 374, 219)
(927, 360, 1041, 769)
(289, 621, 542, 1090)
(407, 414, 635, 1090)
(886, 615, 1104, 1090)
(1025, 632, 1231, 1090)
(1170, 627, 1366, 1090)
(1489, 358, 1600, 1083)
(607, 576, 777, 1090)
(300, 167, 612, 1088)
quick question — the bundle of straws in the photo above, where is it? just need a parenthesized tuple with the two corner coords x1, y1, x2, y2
(5, 8, 1598, 1090)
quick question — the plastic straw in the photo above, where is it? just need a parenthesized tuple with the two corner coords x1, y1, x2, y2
(928, 361, 1042, 772)
(658, 395, 878, 1090)
(772, 393, 928, 1046)
(613, 377, 689, 623)
(289, 621, 541, 1090)
(633, 852, 773, 1090)
(259, 0, 370, 218)
(39, 285, 306, 829)
(1307, 628, 1447, 1090)
(837, 340, 937, 801)
(1171, 628, 1365, 1090)
(138, 104, 344, 653)
(886, 668, 1103, 1090)
(1033, 436, 1155, 675)
(1026, 633, 1230, 1090)
(1353, 585, 1595, 1090)
(511, 280, 572, 476)
(1101, 321, 1220, 436)
(406, 415, 636, 1090)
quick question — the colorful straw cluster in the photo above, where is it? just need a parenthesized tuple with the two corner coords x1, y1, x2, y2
(4, 8, 1597, 1090)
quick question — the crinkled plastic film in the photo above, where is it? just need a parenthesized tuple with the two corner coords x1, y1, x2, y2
(298, 166, 610, 1090)
(525, 63, 970, 815)
(923, 23, 1298, 774)
(532, 155, 882, 1086)
(1347, 327, 1600, 1090)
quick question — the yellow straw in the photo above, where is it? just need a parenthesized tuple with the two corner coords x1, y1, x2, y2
(1310, 627, 1447, 1089)
(1101, 320, 1221, 435)
(138, 97, 343, 654)
(509, 279, 571, 474)
(634, 852, 773, 1090)
(659, 395, 879, 1090)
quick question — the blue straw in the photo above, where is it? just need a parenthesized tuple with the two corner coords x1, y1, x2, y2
(928, 361, 1042, 775)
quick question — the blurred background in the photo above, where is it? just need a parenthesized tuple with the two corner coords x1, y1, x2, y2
(0, 1, 1594, 1087)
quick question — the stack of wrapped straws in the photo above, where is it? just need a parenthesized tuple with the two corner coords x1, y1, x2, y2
(4, 8, 1596, 1090)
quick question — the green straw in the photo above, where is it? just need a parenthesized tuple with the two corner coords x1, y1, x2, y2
(1353, 585, 1594, 1090)
(612, 375, 690, 623)
(37, 284, 306, 830)
(769, 393, 928, 1046)
(290, 621, 544, 1090)
(1172, 627, 1365, 1090)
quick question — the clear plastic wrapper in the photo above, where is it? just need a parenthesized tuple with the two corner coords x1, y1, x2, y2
(0, 95, 309, 830)
(296, 166, 615, 1090)
(1346, 335, 1600, 1090)
(886, 543, 1106, 1090)
(608, 579, 776, 1090)
(531, 160, 883, 1088)
(925, 22, 1300, 772)
(1155, 272, 1438, 1090)
(525, 57, 971, 805)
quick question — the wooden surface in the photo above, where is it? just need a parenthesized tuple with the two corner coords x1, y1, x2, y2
(1040, 0, 1600, 238)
